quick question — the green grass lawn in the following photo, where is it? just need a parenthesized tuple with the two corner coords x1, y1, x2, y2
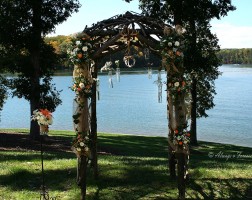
(0, 129, 251, 199)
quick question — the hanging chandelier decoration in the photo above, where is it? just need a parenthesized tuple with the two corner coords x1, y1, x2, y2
(121, 27, 138, 68)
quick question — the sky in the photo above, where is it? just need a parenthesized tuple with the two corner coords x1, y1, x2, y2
(48, 0, 252, 49)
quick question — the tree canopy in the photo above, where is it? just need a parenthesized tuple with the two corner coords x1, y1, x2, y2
(0, 0, 81, 139)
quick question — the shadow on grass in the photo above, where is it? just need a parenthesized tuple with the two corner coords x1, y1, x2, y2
(98, 134, 168, 158)
(0, 168, 76, 192)
(187, 178, 252, 200)
(88, 157, 177, 200)
(0, 150, 75, 162)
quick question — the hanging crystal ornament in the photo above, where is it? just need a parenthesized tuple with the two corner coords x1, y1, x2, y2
(115, 60, 120, 82)
(144, 48, 152, 79)
(101, 61, 113, 88)
(108, 70, 113, 88)
(158, 71, 162, 103)
(96, 78, 100, 100)
(144, 48, 150, 60)
(153, 70, 163, 103)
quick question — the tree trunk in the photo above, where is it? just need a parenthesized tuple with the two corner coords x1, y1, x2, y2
(30, 97, 40, 140)
(168, 144, 176, 178)
(190, 77, 198, 145)
(91, 62, 98, 179)
(77, 156, 87, 200)
(177, 152, 186, 200)
(188, 15, 198, 146)
(29, 1, 42, 140)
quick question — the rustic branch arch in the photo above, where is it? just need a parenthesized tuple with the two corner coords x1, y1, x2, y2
(69, 11, 190, 200)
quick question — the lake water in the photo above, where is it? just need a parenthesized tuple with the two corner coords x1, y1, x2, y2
(1, 64, 252, 147)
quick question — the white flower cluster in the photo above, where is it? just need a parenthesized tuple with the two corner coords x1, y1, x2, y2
(72, 132, 91, 157)
(74, 40, 90, 52)
(166, 40, 180, 47)
(76, 143, 89, 153)
(67, 36, 92, 65)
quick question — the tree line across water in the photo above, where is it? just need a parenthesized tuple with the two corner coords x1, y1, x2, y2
(46, 35, 252, 70)
(217, 48, 252, 64)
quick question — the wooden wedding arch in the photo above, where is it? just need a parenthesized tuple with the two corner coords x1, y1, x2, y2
(69, 11, 190, 200)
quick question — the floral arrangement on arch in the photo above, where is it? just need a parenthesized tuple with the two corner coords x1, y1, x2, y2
(71, 73, 93, 98)
(67, 33, 94, 65)
(72, 131, 91, 158)
(160, 25, 185, 72)
(173, 127, 190, 147)
(168, 75, 191, 103)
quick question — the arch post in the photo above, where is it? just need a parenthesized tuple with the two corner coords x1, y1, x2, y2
(162, 25, 190, 199)
(71, 62, 94, 200)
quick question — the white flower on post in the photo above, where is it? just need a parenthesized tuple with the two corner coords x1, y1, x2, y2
(168, 42, 172, 47)
(76, 41, 81, 45)
(76, 147, 81, 152)
(174, 41, 180, 47)
(79, 142, 85, 147)
(84, 147, 89, 152)
(82, 46, 88, 52)
(79, 82, 85, 89)
(174, 82, 180, 87)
